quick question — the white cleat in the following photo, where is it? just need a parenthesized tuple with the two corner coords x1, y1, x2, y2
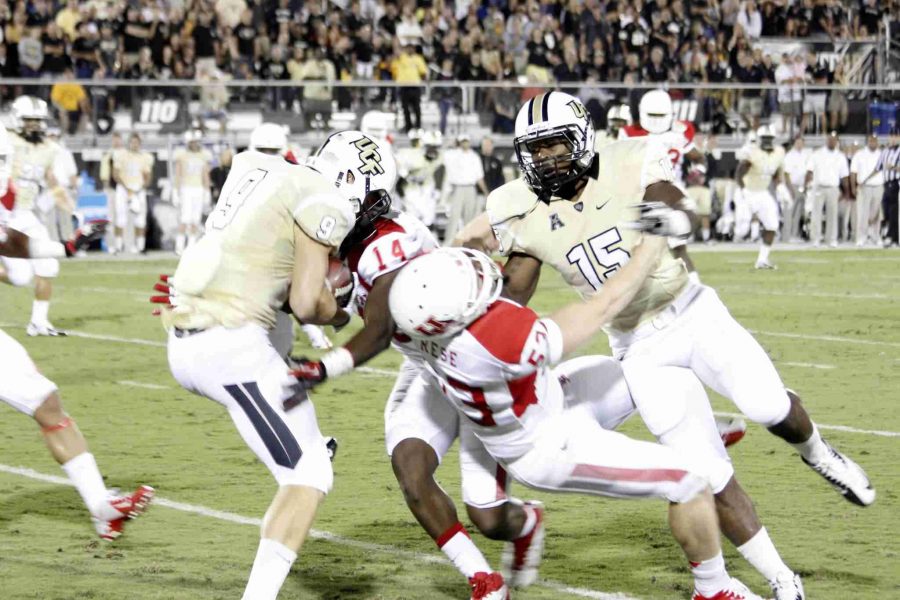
(754, 260, 778, 270)
(26, 322, 67, 337)
(692, 577, 767, 600)
(771, 572, 805, 600)
(802, 439, 875, 506)
(501, 501, 545, 588)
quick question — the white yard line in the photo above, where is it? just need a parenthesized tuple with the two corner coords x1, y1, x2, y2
(57, 285, 149, 298)
(779, 362, 836, 370)
(4, 324, 897, 438)
(0, 463, 638, 600)
(713, 412, 899, 438)
(719, 288, 892, 301)
(750, 329, 900, 349)
(118, 380, 171, 390)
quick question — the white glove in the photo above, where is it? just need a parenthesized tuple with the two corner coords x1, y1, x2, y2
(631, 202, 693, 240)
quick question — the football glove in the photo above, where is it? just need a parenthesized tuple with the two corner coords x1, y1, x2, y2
(64, 219, 108, 257)
(631, 202, 692, 241)
(289, 357, 327, 390)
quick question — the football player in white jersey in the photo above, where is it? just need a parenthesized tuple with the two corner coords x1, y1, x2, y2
(173, 129, 212, 254)
(387, 246, 765, 600)
(162, 123, 355, 600)
(0, 97, 68, 336)
(0, 219, 154, 540)
(735, 126, 790, 269)
(594, 103, 631, 151)
(458, 90, 875, 600)
(292, 131, 531, 600)
(112, 133, 154, 253)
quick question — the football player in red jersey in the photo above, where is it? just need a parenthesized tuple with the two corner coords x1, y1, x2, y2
(292, 131, 543, 600)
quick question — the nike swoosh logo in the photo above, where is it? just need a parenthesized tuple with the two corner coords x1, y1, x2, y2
(596, 200, 610, 210)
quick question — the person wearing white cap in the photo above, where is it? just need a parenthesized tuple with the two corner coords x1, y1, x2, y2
(442, 133, 488, 244)
(804, 131, 850, 247)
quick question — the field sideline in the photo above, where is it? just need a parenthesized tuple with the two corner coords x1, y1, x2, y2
(0, 247, 897, 599)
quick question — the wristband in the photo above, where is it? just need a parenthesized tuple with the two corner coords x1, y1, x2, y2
(320, 347, 354, 378)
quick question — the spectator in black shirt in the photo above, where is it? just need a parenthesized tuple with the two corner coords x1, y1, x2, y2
(857, 0, 882, 36)
(642, 46, 668, 83)
(479, 137, 505, 193)
(378, 2, 398, 36)
(553, 48, 584, 95)
(193, 10, 219, 71)
(122, 7, 155, 66)
(42, 22, 69, 74)
(734, 50, 764, 130)
(234, 9, 257, 59)
(260, 44, 289, 110)
(760, 2, 785, 36)
(72, 21, 101, 79)
(98, 22, 122, 75)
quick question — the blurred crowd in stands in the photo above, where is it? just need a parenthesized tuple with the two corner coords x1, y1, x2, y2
(0, 0, 898, 134)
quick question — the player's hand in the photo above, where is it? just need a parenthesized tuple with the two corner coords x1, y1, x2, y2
(150, 274, 174, 316)
(288, 357, 327, 390)
(64, 219, 108, 257)
(631, 202, 692, 240)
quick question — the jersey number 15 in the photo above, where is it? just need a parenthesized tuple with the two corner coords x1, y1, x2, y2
(565, 227, 631, 290)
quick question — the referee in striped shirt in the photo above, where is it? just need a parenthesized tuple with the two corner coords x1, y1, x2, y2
(874, 135, 900, 246)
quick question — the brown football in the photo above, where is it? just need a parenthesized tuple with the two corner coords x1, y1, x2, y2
(327, 257, 353, 293)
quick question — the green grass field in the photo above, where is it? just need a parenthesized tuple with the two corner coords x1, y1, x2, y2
(0, 247, 897, 600)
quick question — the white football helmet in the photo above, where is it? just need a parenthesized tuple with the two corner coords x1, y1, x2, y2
(249, 122, 288, 153)
(639, 90, 674, 134)
(308, 130, 398, 256)
(360, 111, 392, 142)
(514, 91, 594, 198)
(389, 248, 503, 340)
(606, 103, 632, 137)
(12, 96, 49, 142)
(756, 125, 776, 151)
(423, 130, 442, 160)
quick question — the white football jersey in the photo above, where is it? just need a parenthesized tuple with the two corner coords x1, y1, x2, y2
(8, 132, 59, 210)
(164, 150, 354, 331)
(400, 298, 565, 461)
(346, 211, 439, 317)
(487, 137, 689, 333)
(175, 147, 212, 188)
(742, 146, 785, 192)
(115, 148, 154, 192)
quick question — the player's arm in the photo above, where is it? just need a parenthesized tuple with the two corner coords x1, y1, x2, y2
(642, 181, 698, 235)
(502, 252, 541, 306)
(551, 235, 666, 355)
(289, 225, 341, 324)
(452, 211, 499, 252)
(174, 157, 184, 189)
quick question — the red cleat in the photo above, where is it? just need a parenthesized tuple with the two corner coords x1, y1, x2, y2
(94, 485, 155, 541)
(469, 571, 510, 600)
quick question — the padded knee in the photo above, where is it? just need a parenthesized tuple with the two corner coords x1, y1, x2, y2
(32, 258, 59, 279)
(4, 261, 34, 286)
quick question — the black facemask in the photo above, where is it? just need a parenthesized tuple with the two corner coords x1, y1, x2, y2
(338, 189, 393, 259)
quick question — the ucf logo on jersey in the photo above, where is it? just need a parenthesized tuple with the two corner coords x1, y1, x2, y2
(352, 136, 385, 176)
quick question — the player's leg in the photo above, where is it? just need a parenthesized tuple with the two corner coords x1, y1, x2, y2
(188, 187, 205, 246)
(134, 190, 147, 252)
(459, 425, 539, 590)
(0, 330, 153, 539)
(385, 361, 506, 597)
(754, 191, 779, 269)
(30, 257, 61, 335)
(507, 412, 762, 599)
(168, 324, 333, 600)
(810, 186, 825, 245)
(114, 185, 127, 253)
(687, 286, 875, 507)
(176, 187, 189, 254)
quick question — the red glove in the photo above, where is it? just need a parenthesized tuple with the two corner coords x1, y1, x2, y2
(150, 274, 174, 316)
(289, 357, 327, 390)
(64, 219, 109, 257)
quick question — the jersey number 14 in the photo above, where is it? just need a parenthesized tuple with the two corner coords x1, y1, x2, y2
(565, 227, 631, 290)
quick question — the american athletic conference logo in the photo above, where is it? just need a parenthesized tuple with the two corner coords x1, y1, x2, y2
(352, 136, 386, 176)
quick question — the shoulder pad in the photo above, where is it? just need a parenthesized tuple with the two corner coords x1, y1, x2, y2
(486, 179, 539, 227)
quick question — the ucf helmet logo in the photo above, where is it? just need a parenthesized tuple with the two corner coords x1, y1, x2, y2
(567, 100, 587, 119)
(352, 136, 385, 176)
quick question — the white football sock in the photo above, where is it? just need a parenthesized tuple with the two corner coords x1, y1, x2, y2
(136, 236, 145, 252)
(701, 227, 710, 241)
(31, 300, 50, 326)
(792, 423, 828, 464)
(757, 244, 771, 264)
(62, 452, 115, 520)
(691, 553, 731, 597)
(737, 527, 793, 583)
(438, 523, 491, 579)
(242, 538, 297, 600)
